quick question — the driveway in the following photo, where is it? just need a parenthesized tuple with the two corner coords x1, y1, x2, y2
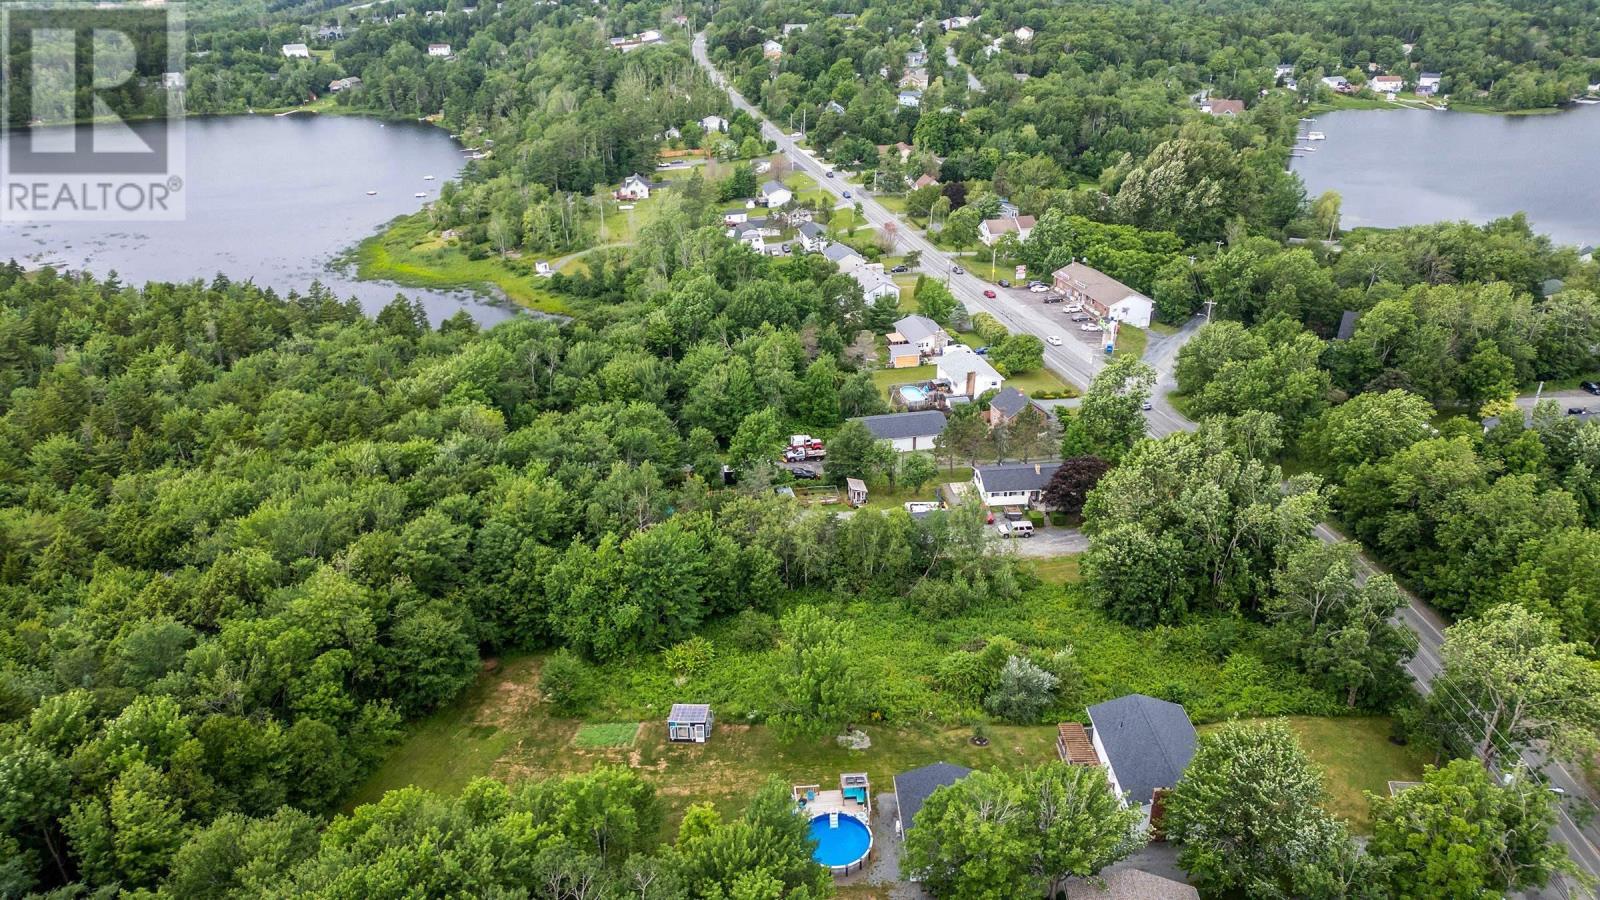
(990, 525, 1089, 556)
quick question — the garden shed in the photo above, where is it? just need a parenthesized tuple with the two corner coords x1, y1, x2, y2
(667, 703, 713, 743)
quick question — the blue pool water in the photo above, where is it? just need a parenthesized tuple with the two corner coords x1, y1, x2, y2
(807, 813, 872, 868)
(899, 385, 928, 403)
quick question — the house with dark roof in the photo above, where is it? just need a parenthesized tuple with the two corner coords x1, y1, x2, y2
(1051, 262, 1154, 328)
(986, 386, 1049, 427)
(759, 180, 793, 207)
(797, 221, 829, 253)
(893, 762, 972, 836)
(1200, 97, 1245, 116)
(853, 410, 947, 452)
(972, 461, 1061, 506)
(887, 314, 949, 357)
(1086, 694, 1197, 821)
(823, 242, 865, 270)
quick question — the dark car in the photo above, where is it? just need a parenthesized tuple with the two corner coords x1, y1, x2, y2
(825, 171, 835, 178)
(974, 346, 989, 355)
(791, 465, 820, 479)
(1071, 314, 1089, 322)
(1568, 407, 1588, 416)
(998, 279, 1011, 288)
(1583, 381, 1600, 395)
(842, 191, 852, 199)
(891, 264, 909, 273)
(1043, 295, 1064, 304)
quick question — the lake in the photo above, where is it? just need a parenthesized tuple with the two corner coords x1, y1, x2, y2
(0, 115, 518, 325)
(1291, 104, 1600, 248)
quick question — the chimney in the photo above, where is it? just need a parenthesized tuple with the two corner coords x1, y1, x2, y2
(1034, 463, 1041, 475)
(966, 371, 976, 397)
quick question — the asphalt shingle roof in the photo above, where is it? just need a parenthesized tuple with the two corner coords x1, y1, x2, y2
(853, 410, 947, 441)
(1086, 694, 1196, 805)
(988, 386, 1029, 418)
(975, 461, 1061, 493)
(894, 762, 972, 831)
(893, 314, 942, 344)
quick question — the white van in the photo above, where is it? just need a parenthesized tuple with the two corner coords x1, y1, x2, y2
(999, 520, 1034, 538)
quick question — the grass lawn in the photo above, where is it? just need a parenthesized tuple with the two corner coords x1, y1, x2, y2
(1200, 716, 1428, 831)
(1111, 324, 1147, 359)
(876, 195, 909, 215)
(573, 722, 642, 749)
(855, 467, 973, 511)
(352, 214, 573, 314)
(1006, 368, 1078, 398)
(786, 171, 832, 206)
(871, 365, 934, 398)
(1027, 556, 1082, 584)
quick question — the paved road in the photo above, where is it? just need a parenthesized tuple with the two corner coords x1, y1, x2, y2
(696, 36, 1600, 893)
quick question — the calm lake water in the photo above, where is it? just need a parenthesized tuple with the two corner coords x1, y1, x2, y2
(0, 115, 518, 325)
(1292, 104, 1600, 248)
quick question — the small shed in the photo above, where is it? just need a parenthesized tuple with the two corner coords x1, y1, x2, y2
(667, 703, 713, 743)
(846, 477, 868, 506)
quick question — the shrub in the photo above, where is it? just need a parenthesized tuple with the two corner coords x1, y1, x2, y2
(727, 610, 779, 652)
(984, 655, 1059, 723)
(540, 650, 590, 715)
(935, 650, 993, 707)
(664, 636, 716, 679)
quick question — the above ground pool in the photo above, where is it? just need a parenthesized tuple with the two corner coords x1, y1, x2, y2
(808, 813, 872, 871)
(898, 385, 928, 403)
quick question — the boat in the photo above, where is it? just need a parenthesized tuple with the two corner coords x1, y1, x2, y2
(1306, 131, 1326, 140)
(424, 175, 435, 180)
(414, 191, 427, 198)
(366, 190, 378, 195)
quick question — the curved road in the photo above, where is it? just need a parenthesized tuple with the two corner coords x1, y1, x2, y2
(693, 34, 1599, 894)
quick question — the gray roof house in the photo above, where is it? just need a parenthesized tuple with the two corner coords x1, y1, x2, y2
(1086, 694, 1197, 808)
(823, 242, 863, 267)
(853, 410, 947, 451)
(972, 461, 1061, 506)
(987, 386, 1038, 424)
(893, 762, 972, 835)
(667, 703, 714, 743)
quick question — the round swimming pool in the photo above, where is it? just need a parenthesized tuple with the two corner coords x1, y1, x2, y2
(807, 813, 872, 871)
(898, 385, 928, 403)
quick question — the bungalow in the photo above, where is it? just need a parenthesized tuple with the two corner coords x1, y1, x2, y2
(1321, 74, 1353, 93)
(914, 173, 939, 190)
(281, 43, 311, 58)
(853, 264, 903, 303)
(893, 763, 972, 836)
(732, 224, 766, 253)
(616, 173, 657, 201)
(1014, 25, 1034, 42)
(1051, 261, 1154, 328)
(163, 71, 187, 89)
(328, 76, 362, 92)
(759, 180, 793, 207)
(900, 69, 930, 90)
(823, 243, 866, 271)
(666, 703, 714, 743)
(316, 25, 346, 41)
(939, 15, 974, 31)
(1087, 694, 1196, 826)
(978, 215, 1035, 246)
(986, 386, 1047, 427)
(826, 100, 847, 115)
(906, 49, 929, 68)
(428, 42, 452, 57)
(782, 22, 809, 34)
(1370, 74, 1404, 95)
(1417, 72, 1442, 94)
(938, 346, 1005, 399)
(701, 114, 729, 133)
(1274, 63, 1295, 80)
(1200, 97, 1245, 116)
(897, 90, 923, 108)
(972, 461, 1060, 506)
(888, 314, 950, 356)
(763, 39, 784, 59)
(798, 221, 829, 252)
(723, 210, 749, 226)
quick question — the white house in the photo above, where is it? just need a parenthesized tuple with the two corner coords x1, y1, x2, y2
(979, 215, 1035, 246)
(797, 221, 829, 252)
(1051, 262, 1154, 328)
(887, 314, 949, 356)
(852, 264, 902, 303)
(534, 261, 553, 277)
(972, 461, 1058, 506)
(428, 43, 452, 57)
(700, 115, 729, 133)
(897, 90, 923, 108)
(1321, 75, 1352, 92)
(1274, 63, 1295, 79)
(853, 410, 947, 451)
(163, 71, 186, 89)
(939, 15, 974, 30)
(1014, 25, 1034, 42)
(1370, 74, 1403, 95)
(615, 173, 655, 201)
(1087, 694, 1197, 825)
(759, 180, 793, 207)
(938, 346, 1004, 399)
(732, 225, 766, 253)
(782, 22, 808, 34)
(1418, 72, 1442, 94)
(281, 43, 311, 58)
(763, 39, 783, 59)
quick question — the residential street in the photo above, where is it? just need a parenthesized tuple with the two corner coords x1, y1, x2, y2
(694, 36, 1600, 895)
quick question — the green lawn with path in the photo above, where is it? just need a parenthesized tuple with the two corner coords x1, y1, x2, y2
(352, 214, 573, 314)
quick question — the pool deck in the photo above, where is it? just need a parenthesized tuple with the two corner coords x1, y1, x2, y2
(801, 788, 870, 821)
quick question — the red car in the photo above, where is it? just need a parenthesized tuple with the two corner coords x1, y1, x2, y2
(982, 289, 997, 298)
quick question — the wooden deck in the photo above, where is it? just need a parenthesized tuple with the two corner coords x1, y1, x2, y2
(1057, 722, 1100, 766)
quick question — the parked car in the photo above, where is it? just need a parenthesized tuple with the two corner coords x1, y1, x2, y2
(1046, 335, 1063, 346)
(891, 264, 909, 273)
(1080, 324, 1102, 333)
(1029, 282, 1049, 293)
(1568, 407, 1588, 416)
(1002, 507, 1025, 521)
(974, 346, 989, 355)
(1070, 314, 1089, 322)
(780, 243, 791, 253)
(1065, 303, 1083, 312)
(998, 520, 1035, 538)
(952, 265, 965, 274)
(791, 465, 820, 479)
(1043, 295, 1063, 304)
(998, 279, 1011, 288)
(1583, 381, 1600, 395)
(791, 131, 802, 138)
(983, 289, 997, 298)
